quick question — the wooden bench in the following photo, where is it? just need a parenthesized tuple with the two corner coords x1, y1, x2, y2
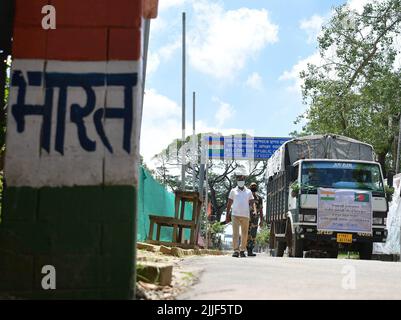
(146, 191, 202, 248)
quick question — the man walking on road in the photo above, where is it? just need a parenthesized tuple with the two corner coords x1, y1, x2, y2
(246, 182, 264, 257)
(226, 173, 254, 258)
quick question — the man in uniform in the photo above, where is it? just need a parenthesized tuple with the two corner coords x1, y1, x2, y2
(246, 182, 264, 257)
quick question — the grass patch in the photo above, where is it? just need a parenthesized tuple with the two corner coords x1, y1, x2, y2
(136, 263, 160, 284)
(180, 271, 195, 282)
(338, 252, 360, 259)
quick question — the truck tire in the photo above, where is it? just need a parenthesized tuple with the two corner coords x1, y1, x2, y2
(286, 221, 303, 258)
(290, 236, 304, 258)
(358, 242, 373, 260)
(327, 248, 338, 258)
(271, 223, 286, 257)
(275, 240, 286, 257)
(269, 225, 275, 250)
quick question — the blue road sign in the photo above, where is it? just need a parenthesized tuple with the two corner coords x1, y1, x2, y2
(206, 136, 290, 161)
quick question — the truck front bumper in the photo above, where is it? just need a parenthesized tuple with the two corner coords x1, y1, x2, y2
(297, 226, 387, 243)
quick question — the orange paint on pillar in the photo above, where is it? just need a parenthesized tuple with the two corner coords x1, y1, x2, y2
(12, 27, 47, 59)
(108, 28, 141, 61)
(143, 0, 159, 19)
(14, 0, 50, 27)
(51, 0, 108, 27)
(47, 28, 108, 61)
(106, 0, 142, 28)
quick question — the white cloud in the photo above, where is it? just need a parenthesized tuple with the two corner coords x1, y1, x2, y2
(282, 0, 375, 94)
(146, 39, 181, 76)
(148, 1, 278, 79)
(189, 1, 279, 79)
(146, 52, 160, 75)
(141, 90, 250, 165)
(213, 98, 235, 127)
(347, 0, 371, 13)
(158, 0, 187, 12)
(150, 16, 167, 34)
(300, 14, 325, 44)
(158, 39, 181, 60)
(143, 89, 181, 119)
(141, 89, 182, 163)
(245, 72, 263, 91)
(279, 52, 322, 94)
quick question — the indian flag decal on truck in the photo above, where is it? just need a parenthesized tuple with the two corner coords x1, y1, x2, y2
(319, 190, 336, 201)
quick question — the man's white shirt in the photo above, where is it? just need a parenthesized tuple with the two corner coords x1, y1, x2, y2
(228, 186, 253, 217)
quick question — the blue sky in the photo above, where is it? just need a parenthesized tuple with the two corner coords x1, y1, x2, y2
(141, 0, 366, 165)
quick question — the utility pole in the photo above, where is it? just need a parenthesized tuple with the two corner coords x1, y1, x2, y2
(205, 160, 209, 249)
(141, 19, 151, 125)
(180, 12, 187, 191)
(192, 91, 196, 191)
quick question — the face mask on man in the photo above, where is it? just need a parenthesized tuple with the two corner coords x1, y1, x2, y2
(250, 187, 257, 193)
(237, 181, 245, 188)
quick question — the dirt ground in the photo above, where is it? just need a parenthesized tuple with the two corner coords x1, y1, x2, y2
(135, 249, 212, 300)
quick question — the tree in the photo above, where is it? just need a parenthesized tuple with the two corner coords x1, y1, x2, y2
(297, 0, 401, 173)
(255, 223, 270, 251)
(209, 221, 226, 249)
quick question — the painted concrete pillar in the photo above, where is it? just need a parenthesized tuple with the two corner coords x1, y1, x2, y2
(0, 0, 158, 299)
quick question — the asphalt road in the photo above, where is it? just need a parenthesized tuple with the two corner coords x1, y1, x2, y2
(178, 253, 401, 300)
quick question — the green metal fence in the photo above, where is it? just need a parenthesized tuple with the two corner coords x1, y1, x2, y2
(137, 166, 192, 242)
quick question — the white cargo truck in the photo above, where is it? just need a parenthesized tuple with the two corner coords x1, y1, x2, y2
(266, 134, 391, 259)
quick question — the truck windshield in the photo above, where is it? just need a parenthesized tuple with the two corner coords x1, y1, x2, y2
(301, 161, 384, 192)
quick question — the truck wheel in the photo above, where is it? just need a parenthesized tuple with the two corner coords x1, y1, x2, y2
(290, 236, 304, 258)
(286, 222, 303, 258)
(271, 223, 286, 257)
(275, 240, 286, 257)
(269, 224, 275, 250)
(358, 242, 373, 260)
(327, 248, 338, 259)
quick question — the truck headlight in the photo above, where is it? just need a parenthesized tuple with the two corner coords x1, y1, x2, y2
(304, 215, 316, 222)
(373, 218, 383, 225)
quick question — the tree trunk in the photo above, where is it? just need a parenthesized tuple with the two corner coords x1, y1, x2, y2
(377, 152, 387, 177)
(209, 185, 218, 218)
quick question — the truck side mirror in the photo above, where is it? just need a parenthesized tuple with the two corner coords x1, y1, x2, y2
(387, 171, 394, 188)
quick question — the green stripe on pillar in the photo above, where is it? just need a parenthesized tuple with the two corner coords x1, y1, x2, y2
(0, 185, 136, 299)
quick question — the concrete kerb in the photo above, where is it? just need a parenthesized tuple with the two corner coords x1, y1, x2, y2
(136, 242, 226, 257)
(136, 262, 173, 286)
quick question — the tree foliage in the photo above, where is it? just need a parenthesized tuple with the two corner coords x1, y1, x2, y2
(297, 0, 401, 173)
(255, 223, 270, 248)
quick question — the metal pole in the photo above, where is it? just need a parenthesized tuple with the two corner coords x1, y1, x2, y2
(192, 91, 196, 191)
(396, 116, 401, 174)
(181, 12, 186, 191)
(205, 160, 209, 249)
(141, 19, 151, 125)
(198, 164, 205, 199)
